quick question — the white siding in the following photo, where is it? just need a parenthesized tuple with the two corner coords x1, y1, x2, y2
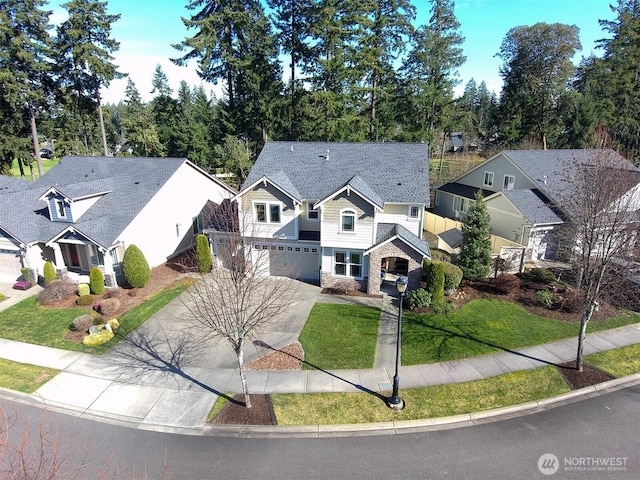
(118, 163, 233, 268)
(69, 195, 103, 220)
(321, 221, 375, 249)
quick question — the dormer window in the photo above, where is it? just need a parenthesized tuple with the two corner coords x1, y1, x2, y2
(308, 207, 319, 220)
(340, 209, 356, 233)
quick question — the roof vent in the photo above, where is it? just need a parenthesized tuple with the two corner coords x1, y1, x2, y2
(290, 145, 294, 152)
(543, 175, 548, 185)
(326, 150, 330, 160)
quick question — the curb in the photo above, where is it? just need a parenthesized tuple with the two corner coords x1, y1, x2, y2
(4, 373, 638, 439)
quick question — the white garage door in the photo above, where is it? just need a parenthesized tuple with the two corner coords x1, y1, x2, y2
(255, 243, 320, 284)
(0, 248, 23, 282)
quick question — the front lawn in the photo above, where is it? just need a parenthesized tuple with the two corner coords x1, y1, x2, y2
(586, 343, 640, 377)
(299, 302, 380, 370)
(0, 283, 189, 354)
(402, 298, 639, 365)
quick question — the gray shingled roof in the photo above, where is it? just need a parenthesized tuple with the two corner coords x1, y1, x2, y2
(367, 223, 431, 258)
(501, 189, 563, 225)
(0, 156, 231, 249)
(242, 142, 430, 205)
(502, 149, 640, 204)
(439, 228, 463, 250)
(438, 182, 493, 199)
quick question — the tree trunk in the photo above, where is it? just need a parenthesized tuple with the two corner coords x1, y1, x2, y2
(236, 343, 251, 408)
(576, 298, 597, 372)
(29, 108, 43, 178)
(97, 101, 109, 156)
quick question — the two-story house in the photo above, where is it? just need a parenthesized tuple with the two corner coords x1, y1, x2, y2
(433, 149, 639, 261)
(231, 142, 431, 294)
(0, 156, 235, 284)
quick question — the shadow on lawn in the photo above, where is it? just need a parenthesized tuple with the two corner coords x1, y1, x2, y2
(404, 316, 573, 370)
(253, 340, 390, 404)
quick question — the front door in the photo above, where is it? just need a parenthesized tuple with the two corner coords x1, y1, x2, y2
(68, 244, 80, 267)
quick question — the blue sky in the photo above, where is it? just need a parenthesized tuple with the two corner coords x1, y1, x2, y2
(49, 0, 616, 104)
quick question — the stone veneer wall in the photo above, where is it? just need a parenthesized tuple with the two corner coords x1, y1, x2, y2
(321, 273, 368, 292)
(367, 239, 424, 295)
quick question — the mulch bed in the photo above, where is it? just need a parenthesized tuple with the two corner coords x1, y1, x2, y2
(211, 394, 276, 425)
(556, 360, 615, 390)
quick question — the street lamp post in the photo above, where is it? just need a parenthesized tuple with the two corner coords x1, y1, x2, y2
(388, 275, 408, 409)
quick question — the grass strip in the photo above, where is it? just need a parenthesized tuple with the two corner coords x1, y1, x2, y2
(585, 343, 640, 377)
(0, 358, 59, 394)
(299, 302, 380, 370)
(402, 299, 639, 365)
(272, 366, 569, 425)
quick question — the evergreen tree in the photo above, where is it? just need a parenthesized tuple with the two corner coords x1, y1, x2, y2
(398, 0, 465, 144)
(55, 0, 123, 156)
(0, 0, 54, 178)
(150, 64, 181, 156)
(122, 244, 150, 288)
(350, 0, 415, 141)
(458, 190, 492, 281)
(596, 0, 640, 160)
(120, 79, 164, 156)
(496, 22, 580, 149)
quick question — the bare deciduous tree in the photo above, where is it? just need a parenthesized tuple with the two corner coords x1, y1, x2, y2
(180, 201, 299, 408)
(556, 150, 640, 371)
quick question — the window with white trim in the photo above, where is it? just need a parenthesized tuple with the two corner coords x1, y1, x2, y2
(334, 250, 363, 278)
(503, 174, 515, 190)
(340, 209, 356, 232)
(409, 206, 421, 219)
(307, 205, 319, 220)
(452, 196, 470, 214)
(254, 202, 281, 223)
(483, 171, 494, 187)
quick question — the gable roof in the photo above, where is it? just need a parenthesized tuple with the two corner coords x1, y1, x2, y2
(500, 149, 640, 203)
(241, 142, 430, 206)
(499, 189, 563, 225)
(0, 156, 235, 249)
(365, 223, 431, 258)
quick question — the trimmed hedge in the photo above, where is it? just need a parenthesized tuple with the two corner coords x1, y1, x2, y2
(122, 244, 150, 288)
(89, 267, 105, 295)
(425, 260, 445, 305)
(442, 262, 463, 292)
(196, 234, 212, 273)
(77, 283, 90, 297)
(43, 261, 57, 284)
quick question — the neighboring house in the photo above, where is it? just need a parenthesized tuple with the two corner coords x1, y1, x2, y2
(451, 132, 464, 152)
(433, 149, 640, 261)
(0, 156, 235, 284)
(229, 142, 431, 294)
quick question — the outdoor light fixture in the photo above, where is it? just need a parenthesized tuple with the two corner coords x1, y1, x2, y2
(388, 275, 408, 409)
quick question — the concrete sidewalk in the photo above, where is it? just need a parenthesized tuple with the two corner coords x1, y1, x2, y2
(1, 280, 640, 435)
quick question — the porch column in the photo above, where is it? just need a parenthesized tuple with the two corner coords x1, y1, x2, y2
(50, 243, 68, 278)
(103, 248, 116, 286)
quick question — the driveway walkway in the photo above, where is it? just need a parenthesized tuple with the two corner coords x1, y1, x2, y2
(1, 280, 639, 434)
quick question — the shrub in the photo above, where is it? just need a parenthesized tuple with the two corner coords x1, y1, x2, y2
(431, 301, 455, 314)
(122, 244, 150, 288)
(77, 283, 90, 297)
(76, 294, 94, 306)
(107, 318, 120, 332)
(426, 261, 445, 305)
(98, 297, 121, 316)
(430, 248, 451, 262)
(43, 261, 57, 284)
(493, 273, 521, 294)
(529, 268, 556, 285)
(196, 234, 212, 273)
(71, 314, 95, 332)
(89, 267, 105, 295)
(536, 290, 559, 309)
(442, 262, 463, 292)
(82, 328, 114, 346)
(405, 288, 431, 310)
(20, 267, 32, 282)
(37, 280, 75, 306)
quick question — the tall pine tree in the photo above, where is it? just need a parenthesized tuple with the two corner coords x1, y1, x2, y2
(458, 190, 492, 281)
